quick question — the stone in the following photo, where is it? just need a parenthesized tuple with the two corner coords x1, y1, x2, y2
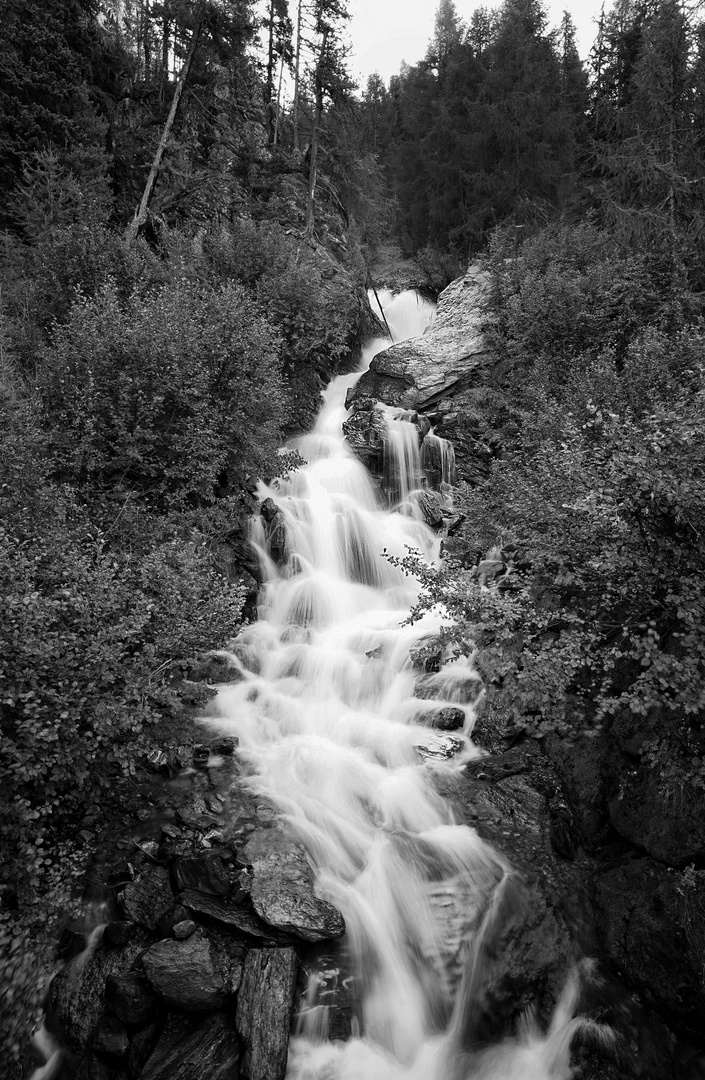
(348, 265, 491, 412)
(186, 652, 243, 685)
(89, 1015, 129, 1059)
(259, 497, 279, 523)
(175, 797, 220, 832)
(341, 401, 387, 473)
(608, 749, 705, 866)
(211, 736, 236, 756)
(139, 1013, 239, 1080)
(543, 730, 612, 847)
(56, 924, 89, 961)
(121, 866, 173, 931)
(244, 829, 345, 943)
(236, 948, 298, 1080)
(413, 489, 445, 528)
(75, 1052, 127, 1080)
(173, 854, 231, 896)
(51, 935, 148, 1055)
(179, 888, 290, 942)
(104, 972, 157, 1028)
(592, 858, 705, 1036)
(173, 920, 196, 940)
(142, 931, 226, 1012)
(431, 707, 465, 731)
(127, 1022, 161, 1079)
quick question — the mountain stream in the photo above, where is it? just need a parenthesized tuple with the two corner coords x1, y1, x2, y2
(207, 291, 587, 1080)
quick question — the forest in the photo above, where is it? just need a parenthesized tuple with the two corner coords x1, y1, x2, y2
(1, 0, 704, 1071)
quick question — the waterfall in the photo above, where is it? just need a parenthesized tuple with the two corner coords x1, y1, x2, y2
(207, 290, 584, 1080)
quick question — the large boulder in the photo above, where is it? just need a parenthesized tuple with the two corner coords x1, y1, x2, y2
(235, 948, 298, 1080)
(592, 858, 705, 1037)
(348, 265, 491, 413)
(139, 1012, 239, 1080)
(141, 931, 227, 1011)
(243, 828, 345, 943)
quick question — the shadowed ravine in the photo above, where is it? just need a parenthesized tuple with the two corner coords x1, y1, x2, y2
(206, 292, 588, 1080)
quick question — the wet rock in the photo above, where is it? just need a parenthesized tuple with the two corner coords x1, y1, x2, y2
(139, 1012, 239, 1080)
(75, 1052, 127, 1080)
(348, 266, 491, 412)
(244, 829, 345, 943)
(89, 1015, 129, 1059)
(51, 935, 147, 1054)
(259, 498, 279, 523)
(211, 736, 236, 756)
(173, 854, 231, 896)
(592, 858, 705, 1036)
(175, 797, 220, 832)
(121, 866, 173, 932)
(56, 924, 89, 961)
(431, 707, 465, 731)
(104, 972, 157, 1028)
(128, 1022, 161, 1079)
(103, 922, 136, 949)
(267, 518, 289, 566)
(236, 948, 298, 1080)
(608, 750, 705, 866)
(544, 730, 612, 847)
(173, 920, 196, 940)
(180, 887, 291, 942)
(413, 489, 445, 528)
(341, 401, 387, 472)
(142, 931, 226, 1012)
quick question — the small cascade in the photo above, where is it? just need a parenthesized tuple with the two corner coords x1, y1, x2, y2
(205, 288, 587, 1080)
(422, 430, 457, 490)
(379, 405, 424, 512)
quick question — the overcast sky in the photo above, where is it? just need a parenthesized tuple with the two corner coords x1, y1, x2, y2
(347, 0, 604, 85)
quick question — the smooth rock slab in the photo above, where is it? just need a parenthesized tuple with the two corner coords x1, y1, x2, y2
(140, 1012, 239, 1080)
(236, 948, 298, 1080)
(243, 829, 345, 943)
(142, 931, 226, 1011)
(180, 888, 290, 942)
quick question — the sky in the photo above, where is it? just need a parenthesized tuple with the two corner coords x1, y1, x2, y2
(346, 0, 605, 85)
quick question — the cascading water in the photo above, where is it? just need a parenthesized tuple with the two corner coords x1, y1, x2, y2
(207, 290, 587, 1079)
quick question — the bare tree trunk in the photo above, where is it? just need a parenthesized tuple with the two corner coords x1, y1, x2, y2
(266, 0, 276, 142)
(293, 0, 304, 151)
(305, 26, 329, 241)
(273, 52, 285, 145)
(125, 14, 203, 245)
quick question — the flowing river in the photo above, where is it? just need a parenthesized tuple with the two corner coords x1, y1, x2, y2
(208, 292, 585, 1080)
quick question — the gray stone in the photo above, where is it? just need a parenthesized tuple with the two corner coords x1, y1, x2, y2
(89, 1015, 129, 1059)
(173, 854, 231, 896)
(179, 888, 289, 942)
(142, 931, 226, 1011)
(244, 829, 345, 943)
(139, 1013, 239, 1080)
(592, 859, 705, 1036)
(173, 920, 196, 940)
(121, 866, 173, 931)
(349, 266, 491, 412)
(51, 935, 147, 1054)
(236, 948, 298, 1080)
(104, 972, 157, 1027)
(431, 707, 465, 731)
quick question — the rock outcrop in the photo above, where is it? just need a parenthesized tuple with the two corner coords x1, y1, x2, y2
(348, 265, 491, 413)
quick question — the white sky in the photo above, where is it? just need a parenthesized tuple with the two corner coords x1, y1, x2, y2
(346, 0, 605, 85)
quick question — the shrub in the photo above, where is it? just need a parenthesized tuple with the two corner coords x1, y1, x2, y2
(42, 279, 286, 506)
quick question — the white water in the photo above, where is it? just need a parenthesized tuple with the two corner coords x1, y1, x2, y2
(208, 291, 586, 1079)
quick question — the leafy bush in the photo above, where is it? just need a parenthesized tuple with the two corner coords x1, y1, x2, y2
(0, 401, 247, 900)
(42, 279, 285, 506)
